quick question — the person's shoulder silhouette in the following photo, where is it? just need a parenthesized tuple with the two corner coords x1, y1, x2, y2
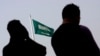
(3, 20, 46, 56)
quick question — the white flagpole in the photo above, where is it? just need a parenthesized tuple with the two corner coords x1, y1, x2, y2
(29, 14, 35, 40)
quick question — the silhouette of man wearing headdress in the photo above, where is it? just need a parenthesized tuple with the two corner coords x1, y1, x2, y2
(3, 20, 46, 56)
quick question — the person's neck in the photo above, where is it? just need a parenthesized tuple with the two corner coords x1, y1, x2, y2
(62, 18, 79, 25)
(62, 19, 72, 24)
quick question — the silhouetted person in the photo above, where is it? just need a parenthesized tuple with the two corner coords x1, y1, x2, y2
(3, 20, 46, 56)
(51, 3, 100, 56)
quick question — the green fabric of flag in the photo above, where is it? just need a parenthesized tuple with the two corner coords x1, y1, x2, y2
(33, 19, 54, 37)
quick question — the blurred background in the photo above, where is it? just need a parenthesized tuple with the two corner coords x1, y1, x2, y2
(0, 0, 100, 56)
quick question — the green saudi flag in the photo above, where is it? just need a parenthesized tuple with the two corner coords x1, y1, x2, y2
(32, 19, 54, 37)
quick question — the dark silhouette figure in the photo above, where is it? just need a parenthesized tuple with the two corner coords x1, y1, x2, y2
(3, 20, 46, 56)
(51, 3, 100, 56)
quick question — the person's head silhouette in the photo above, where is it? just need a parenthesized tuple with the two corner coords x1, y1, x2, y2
(7, 20, 29, 41)
(62, 3, 80, 24)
